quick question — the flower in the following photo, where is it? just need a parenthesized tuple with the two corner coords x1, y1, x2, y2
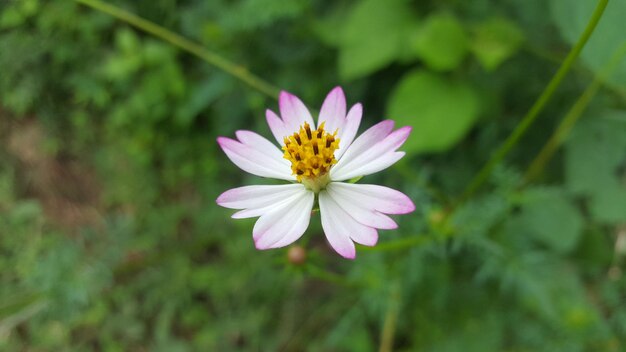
(216, 87, 415, 259)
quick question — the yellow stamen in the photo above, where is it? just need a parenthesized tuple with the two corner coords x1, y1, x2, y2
(282, 122, 340, 186)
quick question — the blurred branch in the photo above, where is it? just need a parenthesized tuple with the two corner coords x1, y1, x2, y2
(74, 0, 281, 99)
(524, 43, 626, 183)
(459, 0, 609, 202)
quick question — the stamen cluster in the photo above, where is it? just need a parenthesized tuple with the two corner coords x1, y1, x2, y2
(282, 122, 339, 181)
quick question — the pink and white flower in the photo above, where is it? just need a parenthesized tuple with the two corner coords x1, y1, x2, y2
(216, 87, 415, 259)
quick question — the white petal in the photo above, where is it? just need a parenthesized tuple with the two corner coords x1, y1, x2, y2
(318, 86, 346, 134)
(327, 182, 415, 215)
(331, 120, 394, 178)
(334, 103, 362, 159)
(319, 191, 356, 259)
(336, 152, 406, 180)
(331, 125, 411, 181)
(338, 127, 410, 170)
(319, 191, 379, 258)
(349, 225, 379, 247)
(218, 137, 294, 181)
(326, 182, 397, 229)
(279, 91, 315, 132)
(266, 109, 289, 145)
(217, 184, 305, 219)
(235, 130, 284, 160)
(253, 189, 314, 249)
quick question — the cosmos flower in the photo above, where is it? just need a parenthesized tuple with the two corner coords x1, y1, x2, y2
(216, 87, 415, 259)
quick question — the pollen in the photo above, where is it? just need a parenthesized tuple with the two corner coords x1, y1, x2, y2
(282, 122, 340, 182)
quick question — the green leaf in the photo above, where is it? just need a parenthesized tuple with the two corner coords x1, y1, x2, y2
(412, 13, 468, 72)
(550, 0, 626, 87)
(386, 70, 480, 154)
(565, 112, 626, 224)
(514, 188, 583, 254)
(470, 17, 525, 71)
(338, 0, 415, 80)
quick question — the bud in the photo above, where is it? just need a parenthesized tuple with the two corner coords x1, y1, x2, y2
(288, 245, 307, 265)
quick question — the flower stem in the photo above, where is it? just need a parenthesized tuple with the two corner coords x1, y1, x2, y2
(459, 0, 609, 202)
(524, 43, 626, 183)
(378, 282, 401, 352)
(74, 0, 281, 99)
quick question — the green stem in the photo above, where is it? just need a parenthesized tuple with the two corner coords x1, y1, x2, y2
(459, 0, 609, 202)
(74, 0, 281, 99)
(378, 282, 401, 352)
(524, 43, 626, 183)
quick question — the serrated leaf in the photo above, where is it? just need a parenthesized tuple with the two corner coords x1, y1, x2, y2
(470, 17, 525, 71)
(412, 13, 468, 72)
(338, 0, 415, 80)
(386, 70, 480, 154)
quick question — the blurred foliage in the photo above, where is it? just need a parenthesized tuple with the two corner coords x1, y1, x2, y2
(1, 0, 626, 351)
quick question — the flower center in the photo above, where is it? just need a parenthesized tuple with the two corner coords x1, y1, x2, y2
(282, 122, 340, 189)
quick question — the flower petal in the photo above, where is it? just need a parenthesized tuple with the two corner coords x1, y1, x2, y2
(253, 189, 314, 249)
(319, 191, 379, 258)
(217, 136, 294, 180)
(326, 182, 398, 229)
(318, 86, 346, 135)
(334, 103, 362, 159)
(331, 120, 394, 179)
(318, 191, 356, 259)
(331, 126, 411, 180)
(339, 152, 406, 180)
(216, 184, 305, 219)
(266, 109, 289, 145)
(279, 91, 315, 133)
(326, 182, 415, 215)
(235, 130, 284, 160)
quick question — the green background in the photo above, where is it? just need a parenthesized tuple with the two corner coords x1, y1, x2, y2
(1, 0, 626, 350)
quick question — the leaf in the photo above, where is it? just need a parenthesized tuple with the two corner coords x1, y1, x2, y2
(550, 0, 626, 87)
(514, 188, 583, 254)
(412, 13, 468, 72)
(338, 0, 415, 80)
(470, 17, 525, 71)
(565, 112, 626, 224)
(386, 69, 480, 154)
